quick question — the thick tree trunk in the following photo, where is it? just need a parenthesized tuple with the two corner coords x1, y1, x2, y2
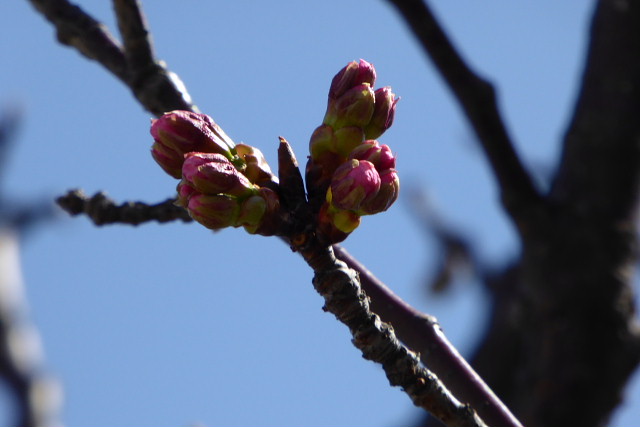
(424, 1, 640, 426)
(480, 2, 640, 426)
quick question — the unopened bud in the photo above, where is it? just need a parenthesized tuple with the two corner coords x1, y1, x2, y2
(182, 152, 257, 198)
(176, 180, 197, 207)
(151, 141, 184, 179)
(360, 168, 399, 215)
(329, 59, 376, 101)
(187, 194, 240, 230)
(309, 125, 337, 159)
(151, 110, 238, 178)
(332, 209, 361, 234)
(330, 159, 381, 211)
(324, 84, 375, 129)
(364, 87, 399, 140)
(235, 144, 277, 186)
(317, 203, 360, 244)
(349, 140, 396, 171)
(241, 187, 281, 235)
(237, 194, 266, 230)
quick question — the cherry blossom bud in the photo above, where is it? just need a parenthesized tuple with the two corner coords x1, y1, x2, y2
(349, 140, 396, 171)
(332, 209, 361, 234)
(182, 153, 256, 198)
(151, 140, 184, 179)
(187, 194, 240, 230)
(176, 180, 197, 207)
(237, 194, 266, 231)
(329, 59, 376, 101)
(235, 143, 277, 186)
(360, 168, 400, 215)
(309, 125, 337, 159)
(241, 187, 281, 235)
(151, 110, 239, 178)
(330, 159, 381, 211)
(307, 125, 341, 204)
(364, 87, 399, 140)
(325, 84, 375, 129)
(317, 203, 360, 244)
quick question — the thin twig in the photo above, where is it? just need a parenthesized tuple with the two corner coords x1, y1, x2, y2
(334, 245, 522, 427)
(297, 240, 486, 427)
(27, 0, 196, 116)
(56, 189, 191, 225)
(384, 0, 542, 224)
(0, 107, 21, 187)
(405, 188, 475, 293)
(27, 0, 128, 81)
(112, 0, 155, 74)
(111, 0, 196, 115)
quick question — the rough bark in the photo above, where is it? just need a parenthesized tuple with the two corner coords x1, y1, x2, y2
(417, 1, 640, 426)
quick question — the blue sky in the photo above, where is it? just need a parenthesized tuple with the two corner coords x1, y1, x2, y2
(3, 1, 638, 426)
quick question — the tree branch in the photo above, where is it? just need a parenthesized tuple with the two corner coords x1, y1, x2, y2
(0, 229, 61, 427)
(112, 0, 154, 74)
(27, 0, 196, 116)
(509, 2, 640, 425)
(111, 0, 196, 115)
(56, 189, 190, 226)
(0, 111, 60, 427)
(551, 0, 640, 220)
(334, 245, 521, 427)
(384, 0, 542, 225)
(28, 0, 128, 81)
(297, 240, 486, 427)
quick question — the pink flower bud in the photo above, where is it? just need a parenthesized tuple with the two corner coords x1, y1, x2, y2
(364, 87, 399, 140)
(235, 143, 277, 186)
(240, 187, 281, 235)
(182, 152, 256, 198)
(330, 159, 381, 211)
(349, 140, 396, 171)
(307, 125, 343, 201)
(187, 194, 240, 230)
(151, 111, 238, 178)
(332, 209, 361, 234)
(151, 140, 184, 179)
(237, 194, 266, 230)
(316, 203, 360, 244)
(329, 59, 376, 101)
(309, 125, 337, 159)
(359, 168, 399, 214)
(325, 84, 375, 129)
(176, 180, 197, 207)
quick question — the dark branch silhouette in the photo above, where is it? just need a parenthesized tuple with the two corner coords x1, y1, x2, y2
(384, 0, 542, 224)
(56, 190, 190, 226)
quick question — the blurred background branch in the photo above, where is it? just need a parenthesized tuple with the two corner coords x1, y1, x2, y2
(0, 109, 60, 427)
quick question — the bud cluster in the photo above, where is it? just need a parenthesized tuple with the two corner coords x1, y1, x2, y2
(151, 111, 281, 235)
(150, 60, 400, 245)
(307, 60, 400, 243)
